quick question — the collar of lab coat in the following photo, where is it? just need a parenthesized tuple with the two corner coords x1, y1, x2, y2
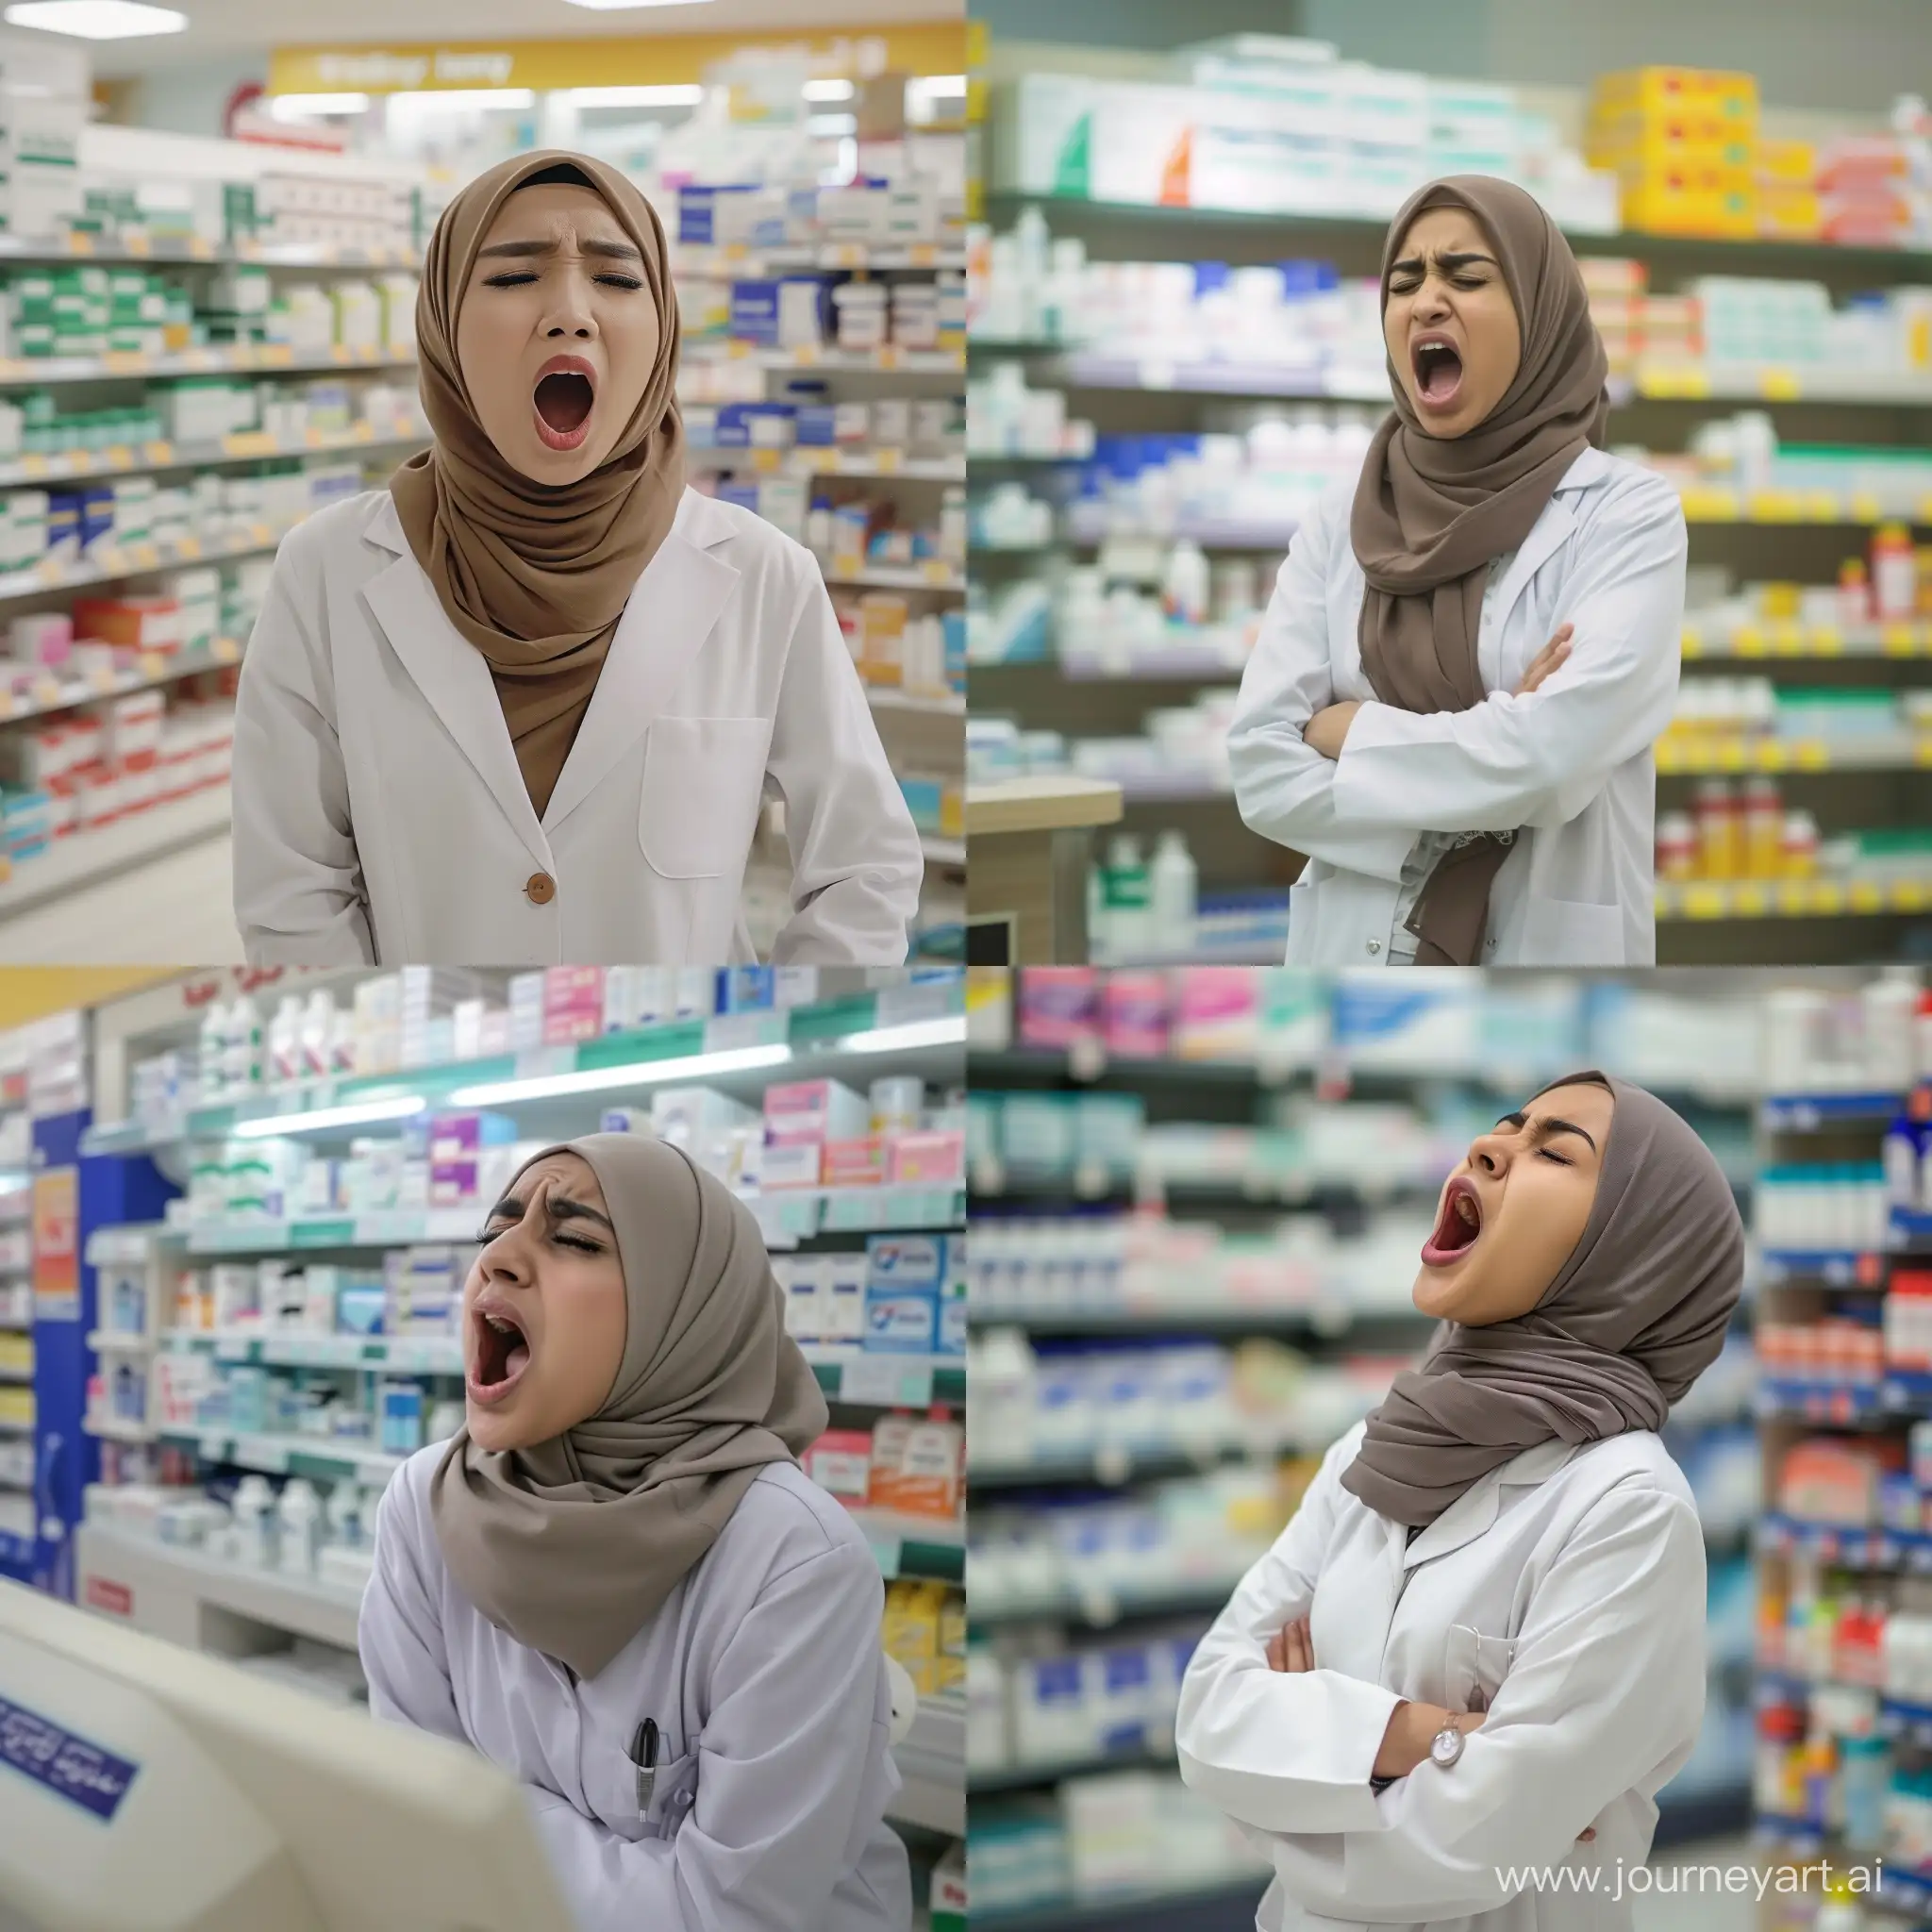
(1485, 444, 1610, 639)
(1398, 1435, 1581, 1570)
(357, 488, 741, 859)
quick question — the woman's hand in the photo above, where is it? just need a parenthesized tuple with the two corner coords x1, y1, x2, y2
(1304, 702, 1363, 761)
(1267, 1616, 1314, 1673)
(1372, 1700, 1485, 1779)
(1514, 624, 1574, 696)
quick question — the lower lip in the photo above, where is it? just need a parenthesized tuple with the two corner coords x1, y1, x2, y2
(533, 403, 592, 453)
(466, 1329, 530, 1406)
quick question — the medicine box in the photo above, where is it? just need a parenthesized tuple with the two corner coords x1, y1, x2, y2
(764, 1077, 870, 1146)
(867, 1233, 948, 1291)
(807, 1427, 874, 1505)
(823, 1251, 867, 1342)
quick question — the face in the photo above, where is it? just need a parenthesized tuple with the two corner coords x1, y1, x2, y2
(1412, 1081, 1615, 1325)
(464, 1152, 628, 1452)
(1384, 205, 1523, 438)
(454, 182, 660, 486)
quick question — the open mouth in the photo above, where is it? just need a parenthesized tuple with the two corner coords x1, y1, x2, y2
(532, 358, 596, 451)
(1421, 1175, 1483, 1267)
(1411, 337, 1464, 408)
(468, 1300, 532, 1405)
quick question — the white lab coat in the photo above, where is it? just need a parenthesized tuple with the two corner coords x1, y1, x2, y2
(1227, 448, 1688, 967)
(1174, 1421, 1707, 1932)
(232, 487, 924, 966)
(358, 1448, 913, 1932)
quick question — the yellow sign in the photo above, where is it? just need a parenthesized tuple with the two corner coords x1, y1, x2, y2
(269, 22, 968, 96)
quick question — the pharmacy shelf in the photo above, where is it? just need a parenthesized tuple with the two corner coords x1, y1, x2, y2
(971, 1438, 1315, 1490)
(157, 1425, 405, 1486)
(1757, 1513, 1932, 1574)
(850, 1507, 965, 1585)
(1055, 645, 1250, 682)
(0, 1527, 32, 1574)
(1676, 485, 1932, 527)
(822, 560, 966, 593)
(886, 1695, 965, 1837)
(1684, 621, 1932, 662)
(800, 1347, 964, 1407)
(87, 1329, 154, 1352)
(675, 244, 964, 276)
(0, 423, 425, 494)
(686, 446, 964, 483)
(1628, 362, 1932, 406)
(868, 688, 966, 717)
(84, 1413, 149, 1441)
(1759, 1250, 1890, 1288)
(1754, 1375, 1932, 1426)
(1655, 734, 1932, 776)
(974, 1737, 1175, 1793)
(0, 1417, 33, 1433)
(0, 637, 242, 728)
(974, 1878, 1264, 1932)
(1064, 504, 1295, 551)
(1049, 353, 1393, 403)
(969, 1303, 1431, 1339)
(1657, 878, 1932, 921)
(0, 344, 416, 391)
(159, 1331, 464, 1374)
(81, 981, 966, 1154)
(683, 342, 964, 375)
(1759, 1091, 1910, 1130)
(922, 837, 966, 866)
(0, 236, 419, 270)
(0, 514, 306, 612)
(76, 1523, 364, 1651)
(973, 1574, 1250, 1630)
(0, 784, 230, 923)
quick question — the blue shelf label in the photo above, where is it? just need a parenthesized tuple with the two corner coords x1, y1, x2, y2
(0, 1691, 140, 1822)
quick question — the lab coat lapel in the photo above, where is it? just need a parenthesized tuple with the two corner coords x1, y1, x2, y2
(1400, 1438, 1577, 1569)
(540, 527, 740, 837)
(360, 532, 551, 871)
(1487, 491, 1576, 648)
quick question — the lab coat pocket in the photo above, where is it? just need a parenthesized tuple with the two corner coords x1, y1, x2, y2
(637, 1750, 700, 1841)
(1442, 1624, 1517, 1715)
(1517, 894, 1624, 967)
(640, 716, 773, 879)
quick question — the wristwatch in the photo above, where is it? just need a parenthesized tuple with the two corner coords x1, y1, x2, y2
(1429, 1721, 1467, 1769)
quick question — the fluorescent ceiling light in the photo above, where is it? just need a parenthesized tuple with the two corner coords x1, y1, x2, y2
(565, 84, 703, 108)
(803, 79, 855, 103)
(834, 1017, 967, 1056)
(3, 0, 184, 36)
(229, 1096, 426, 1139)
(389, 89, 534, 112)
(450, 1043, 792, 1108)
(268, 92, 371, 121)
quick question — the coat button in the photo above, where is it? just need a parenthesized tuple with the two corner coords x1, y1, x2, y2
(1366, 938, 1381, 956)
(525, 871, 556, 906)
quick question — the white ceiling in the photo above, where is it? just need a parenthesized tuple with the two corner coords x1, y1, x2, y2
(83, 0, 962, 77)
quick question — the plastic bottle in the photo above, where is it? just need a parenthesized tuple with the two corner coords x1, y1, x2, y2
(198, 998, 228, 1106)
(1743, 777, 1784, 878)
(268, 995, 303, 1086)
(233, 1475, 276, 1568)
(228, 995, 264, 1095)
(324, 1481, 362, 1551)
(1150, 829, 1198, 958)
(1874, 523, 1918, 621)
(1694, 779, 1740, 879)
(300, 991, 335, 1079)
(1102, 835, 1154, 961)
(1656, 811, 1697, 880)
(1781, 811, 1821, 879)
(276, 1478, 323, 1576)
(1161, 539, 1209, 627)
(1838, 557, 1872, 628)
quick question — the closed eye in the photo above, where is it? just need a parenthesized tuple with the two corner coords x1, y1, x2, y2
(481, 270, 643, 291)
(1537, 1148, 1574, 1166)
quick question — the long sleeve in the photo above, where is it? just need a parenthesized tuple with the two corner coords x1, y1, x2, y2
(358, 1472, 469, 1746)
(1258, 1486, 1707, 1924)
(1328, 475, 1687, 837)
(765, 564, 924, 964)
(525, 1540, 896, 1932)
(231, 522, 377, 965)
(1175, 1429, 1399, 1834)
(1226, 496, 1420, 886)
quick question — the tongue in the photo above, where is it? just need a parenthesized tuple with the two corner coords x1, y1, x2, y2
(505, 1341, 530, 1378)
(1421, 352, 1461, 400)
(535, 372, 592, 432)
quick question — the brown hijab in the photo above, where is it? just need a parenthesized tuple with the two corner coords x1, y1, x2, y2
(428, 1133, 828, 1679)
(391, 151, 687, 818)
(1351, 176, 1610, 966)
(1341, 1073, 1743, 1527)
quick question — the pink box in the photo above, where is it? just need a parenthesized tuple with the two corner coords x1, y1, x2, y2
(764, 1078, 869, 1145)
(823, 1136, 887, 1188)
(807, 1428, 874, 1505)
(430, 1161, 480, 1206)
(1018, 967, 1100, 1049)
(542, 1008, 603, 1046)
(889, 1128, 964, 1188)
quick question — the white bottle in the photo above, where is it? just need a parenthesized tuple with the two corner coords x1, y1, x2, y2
(1087, 856, 1109, 964)
(1161, 539, 1209, 627)
(300, 991, 335, 1078)
(227, 995, 264, 1094)
(268, 995, 303, 1086)
(198, 998, 228, 1105)
(233, 1474, 276, 1569)
(1151, 829, 1198, 958)
(324, 1481, 361, 1551)
(1104, 835, 1154, 961)
(276, 1477, 322, 1577)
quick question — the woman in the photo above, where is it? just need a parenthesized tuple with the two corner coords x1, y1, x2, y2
(1228, 177, 1687, 967)
(233, 150, 923, 966)
(358, 1133, 913, 1932)
(1174, 1074, 1742, 1931)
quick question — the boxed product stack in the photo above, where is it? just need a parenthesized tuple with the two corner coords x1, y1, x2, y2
(1586, 65, 1760, 239)
(1757, 138, 1821, 242)
(1690, 276, 1833, 367)
(0, 32, 88, 242)
(805, 1409, 965, 1524)
(250, 173, 418, 258)
(1817, 132, 1930, 249)
(882, 1577, 965, 1701)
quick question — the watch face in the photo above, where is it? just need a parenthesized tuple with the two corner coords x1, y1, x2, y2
(1430, 1725, 1464, 1768)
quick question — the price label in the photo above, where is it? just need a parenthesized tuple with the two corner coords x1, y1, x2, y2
(1758, 368, 1802, 401)
(1731, 625, 1767, 657)
(1851, 882, 1886, 914)
(874, 977, 958, 1030)
(1641, 364, 1711, 399)
(1747, 491, 1804, 523)
(1731, 884, 1769, 918)
(214, 637, 241, 665)
(840, 1355, 934, 1407)
(353, 420, 376, 441)
(18, 454, 46, 478)
(88, 666, 116, 694)
(908, 243, 938, 268)
(1679, 624, 1703, 658)
(1770, 622, 1806, 656)
(125, 232, 151, 257)
(921, 558, 956, 586)
(222, 431, 277, 458)
(261, 345, 294, 367)
(751, 446, 780, 473)
(213, 1337, 250, 1362)
(130, 543, 159, 570)
(1918, 494, 1932, 526)
(703, 1010, 783, 1053)
(725, 340, 752, 360)
(248, 1438, 290, 1474)
(137, 650, 163, 680)
(331, 344, 354, 364)
(1803, 491, 1840, 524)
(1884, 624, 1922, 657)
(1897, 881, 1932, 912)
(1138, 358, 1178, 391)
(93, 550, 126, 578)
(1809, 626, 1843, 656)
(106, 446, 134, 469)
(65, 232, 94, 257)
(102, 353, 147, 375)
(1715, 739, 1749, 772)
(249, 523, 274, 546)
(875, 345, 903, 371)
(1679, 487, 1740, 523)
(143, 441, 173, 465)
(1793, 742, 1832, 772)
(512, 1046, 574, 1082)
(1776, 883, 1817, 917)
(190, 237, 215, 260)
(175, 536, 201, 560)
(1813, 883, 1846, 915)
(1683, 885, 1728, 921)
(874, 446, 902, 474)
(1916, 740, 1932, 769)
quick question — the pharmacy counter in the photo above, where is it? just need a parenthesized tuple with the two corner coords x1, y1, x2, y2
(966, 776, 1123, 964)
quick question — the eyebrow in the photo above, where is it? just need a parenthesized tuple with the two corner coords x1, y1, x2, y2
(1390, 250, 1498, 277)
(1495, 1109, 1598, 1154)
(475, 235, 643, 264)
(483, 1191, 616, 1233)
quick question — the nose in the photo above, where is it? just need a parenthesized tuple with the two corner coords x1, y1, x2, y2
(1464, 1124, 1518, 1177)
(479, 1187, 547, 1284)
(541, 261, 599, 343)
(1411, 275, 1453, 325)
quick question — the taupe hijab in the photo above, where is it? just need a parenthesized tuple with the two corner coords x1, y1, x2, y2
(391, 151, 686, 818)
(1351, 176, 1610, 966)
(1341, 1073, 1743, 1527)
(428, 1133, 827, 1679)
